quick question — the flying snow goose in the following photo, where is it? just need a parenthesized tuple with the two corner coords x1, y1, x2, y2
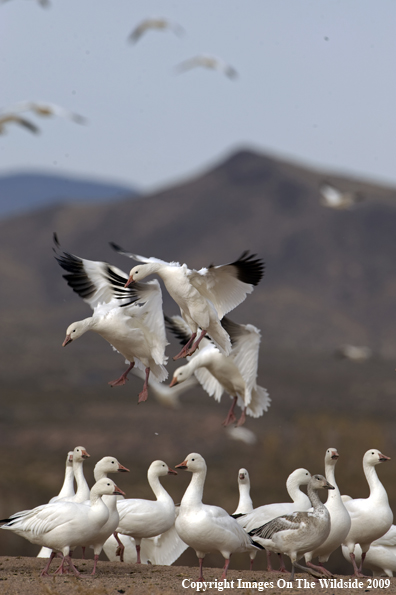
(131, 366, 198, 409)
(342, 525, 396, 577)
(175, 453, 263, 580)
(237, 467, 311, 572)
(167, 315, 270, 426)
(1, 478, 125, 576)
(54, 235, 168, 403)
(110, 243, 264, 359)
(342, 449, 393, 577)
(304, 448, 351, 577)
(128, 18, 184, 44)
(5, 101, 86, 124)
(249, 475, 334, 580)
(114, 460, 178, 563)
(319, 182, 363, 210)
(0, 113, 39, 135)
(175, 55, 238, 79)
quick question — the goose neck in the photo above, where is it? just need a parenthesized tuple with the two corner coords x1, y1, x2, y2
(364, 462, 388, 500)
(73, 460, 89, 501)
(57, 465, 75, 499)
(307, 484, 325, 511)
(181, 469, 206, 507)
(324, 461, 340, 501)
(147, 471, 170, 502)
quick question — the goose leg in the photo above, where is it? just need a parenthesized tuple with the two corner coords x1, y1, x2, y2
(236, 408, 246, 426)
(292, 561, 324, 579)
(138, 367, 150, 403)
(109, 362, 135, 387)
(222, 397, 238, 426)
(278, 553, 288, 573)
(64, 554, 81, 576)
(306, 560, 333, 577)
(173, 334, 196, 360)
(350, 552, 368, 578)
(198, 557, 204, 580)
(40, 551, 57, 576)
(220, 557, 230, 580)
(91, 554, 99, 575)
(186, 330, 207, 357)
(135, 542, 142, 564)
(114, 532, 125, 562)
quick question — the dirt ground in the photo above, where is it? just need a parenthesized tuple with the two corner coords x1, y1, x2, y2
(0, 557, 394, 595)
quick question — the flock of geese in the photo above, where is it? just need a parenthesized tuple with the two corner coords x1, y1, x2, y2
(1, 446, 394, 581)
(54, 234, 268, 425)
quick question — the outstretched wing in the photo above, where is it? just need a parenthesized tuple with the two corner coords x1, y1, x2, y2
(109, 242, 177, 266)
(188, 252, 264, 319)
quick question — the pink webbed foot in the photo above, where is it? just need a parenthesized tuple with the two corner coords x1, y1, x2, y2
(222, 396, 238, 427)
(236, 408, 246, 427)
(173, 334, 196, 360)
(109, 362, 135, 387)
(137, 367, 150, 403)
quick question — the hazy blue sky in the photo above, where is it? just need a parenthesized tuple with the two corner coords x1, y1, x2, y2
(1, 0, 395, 192)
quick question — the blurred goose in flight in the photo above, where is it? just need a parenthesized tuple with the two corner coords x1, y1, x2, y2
(54, 235, 168, 403)
(128, 18, 184, 44)
(175, 453, 263, 580)
(111, 243, 264, 360)
(334, 344, 373, 362)
(342, 449, 393, 577)
(175, 55, 238, 79)
(1, 0, 50, 8)
(0, 113, 39, 135)
(167, 315, 270, 426)
(319, 182, 363, 210)
(249, 475, 334, 580)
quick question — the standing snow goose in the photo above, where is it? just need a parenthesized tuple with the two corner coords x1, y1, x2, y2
(1, 478, 125, 576)
(342, 525, 396, 577)
(237, 467, 312, 572)
(54, 235, 168, 403)
(304, 448, 351, 577)
(249, 475, 334, 580)
(175, 453, 263, 580)
(232, 468, 257, 570)
(342, 449, 393, 577)
(167, 315, 270, 426)
(110, 243, 264, 360)
(113, 460, 178, 564)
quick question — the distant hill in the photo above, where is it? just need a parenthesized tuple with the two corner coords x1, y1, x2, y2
(0, 171, 139, 218)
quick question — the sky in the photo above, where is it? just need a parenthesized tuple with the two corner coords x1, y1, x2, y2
(1, 0, 395, 193)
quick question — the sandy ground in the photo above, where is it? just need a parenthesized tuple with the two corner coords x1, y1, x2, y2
(0, 557, 394, 595)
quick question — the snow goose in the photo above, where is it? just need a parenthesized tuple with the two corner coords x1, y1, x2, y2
(319, 182, 363, 210)
(110, 243, 264, 359)
(128, 18, 184, 43)
(114, 460, 178, 563)
(1, 478, 125, 576)
(174, 453, 263, 580)
(342, 525, 396, 577)
(175, 55, 238, 79)
(5, 101, 86, 125)
(304, 448, 351, 576)
(342, 449, 393, 577)
(232, 469, 256, 570)
(237, 468, 311, 572)
(249, 474, 334, 580)
(131, 366, 198, 409)
(54, 236, 168, 403)
(0, 113, 39, 135)
(167, 315, 270, 426)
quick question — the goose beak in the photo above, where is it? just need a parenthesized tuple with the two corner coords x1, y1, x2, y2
(113, 485, 126, 497)
(168, 467, 178, 475)
(175, 460, 188, 470)
(331, 451, 339, 459)
(124, 275, 134, 288)
(325, 480, 335, 490)
(118, 464, 130, 473)
(62, 334, 72, 347)
(169, 377, 178, 387)
(379, 453, 391, 462)
(68, 454, 73, 463)
(81, 450, 90, 459)
(239, 473, 246, 480)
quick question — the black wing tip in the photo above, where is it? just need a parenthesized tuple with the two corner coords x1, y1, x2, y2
(232, 251, 265, 286)
(53, 232, 60, 247)
(109, 241, 124, 253)
(230, 512, 244, 519)
(251, 538, 265, 550)
(165, 315, 191, 346)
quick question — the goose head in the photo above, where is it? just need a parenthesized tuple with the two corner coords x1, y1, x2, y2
(175, 453, 206, 474)
(310, 474, 335, 491)
(287, 468, 311, 488)
(238, 468, 250, 485)
(325, 447, 339, 465)
(66, 451, 74, 466)
(148, 460, 178, 478)
(169, 364, 192, 387)
(91, 477, 126, 498)
(62, 319, 91, 346)
(72, 446, 90, 463)
(94, 456, 130, 477)
(364, 449, 391, 466)
(125, 264, 151, 286)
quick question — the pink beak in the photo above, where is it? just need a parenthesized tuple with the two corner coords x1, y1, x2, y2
(169, 377, 178, 387)
(124, 276, 134, 288)
(62, 334, 72, 347)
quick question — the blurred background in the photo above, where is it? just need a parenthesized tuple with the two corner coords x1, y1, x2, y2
(1, 0, 396, 575)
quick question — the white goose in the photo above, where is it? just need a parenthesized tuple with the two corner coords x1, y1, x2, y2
(113, 460, 178, 563)
(1, 478, 125, 576)
(304, 448, 351, 576)
(175, 55, 238, 79)
(54, 236, 168, 403)
(249, 474, 334, 580)
(232, 468, 256, 570)
(167, 315, 270, 426)
(237, 468, 311, 572)
(50, 451, 75, 502)
(342, 449, 393, 577)
(111, 243, 264, 359)
(128, 17, 184, 44)
(342, 525, 396, 577)
(319, 182, 363, 210)
(175, 453, 263, 580)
